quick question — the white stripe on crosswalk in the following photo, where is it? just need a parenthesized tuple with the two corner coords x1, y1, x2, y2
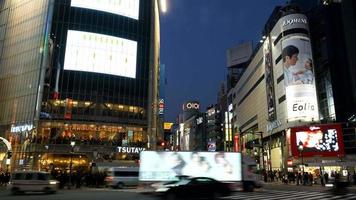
(223, 190, 356, 200)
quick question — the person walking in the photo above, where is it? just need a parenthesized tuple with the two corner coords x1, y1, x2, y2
(324, 172, 329, 184)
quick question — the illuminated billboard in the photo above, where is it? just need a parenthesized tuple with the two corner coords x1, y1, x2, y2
(282, 36, 319, 121)
(71, 0, 139, 20)
(290, 124, 345, 157)
(139, 151, 242, 181)
(64, 30, 137, 78)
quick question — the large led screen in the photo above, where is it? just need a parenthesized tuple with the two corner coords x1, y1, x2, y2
(71, 0, 139, 20)
(64, 30, 137, 78)
(282, 36, 319, 121)
(290, 124, 345, 157)
(139, 151, 242, 182)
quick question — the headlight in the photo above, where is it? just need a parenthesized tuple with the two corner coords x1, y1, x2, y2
(50, 181, 57, 185)
(155, 187, 170, 192)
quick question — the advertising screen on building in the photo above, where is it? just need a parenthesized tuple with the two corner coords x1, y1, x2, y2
(71, 0, 139, 20)
(139, 151, 242, 181)
(290, 124, 345, 157)
(282, 36, 319, 121)
(64, 30, 137, 78)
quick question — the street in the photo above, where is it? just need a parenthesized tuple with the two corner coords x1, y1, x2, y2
(1, 187, 356, 200)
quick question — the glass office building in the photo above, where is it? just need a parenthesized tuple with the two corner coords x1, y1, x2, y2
(0, 0, 161, 171)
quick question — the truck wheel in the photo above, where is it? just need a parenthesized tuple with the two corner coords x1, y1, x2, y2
(165, 192, 176, 200)
(116, 182, 124, 189)
(244, 183, 254, 192)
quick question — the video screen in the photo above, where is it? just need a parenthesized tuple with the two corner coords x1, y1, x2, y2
(296, 129, 339, 152)
(139, 151, 242, 182)
(71, 0, 139, 20)
(291, 124, 345, 157)
(63, 30, 137, 78)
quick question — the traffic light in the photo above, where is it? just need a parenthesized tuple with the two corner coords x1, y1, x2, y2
(7, 151, 12, 159)
(161, 141, 165, 147)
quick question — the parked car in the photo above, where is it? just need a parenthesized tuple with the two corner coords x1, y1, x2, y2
(9, 171, 58, 195)
(104, 167, 139, 189)
(155, 177, 232, 200)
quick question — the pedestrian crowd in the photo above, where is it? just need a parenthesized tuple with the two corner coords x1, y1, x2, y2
(51, 170, 107, 189)
(0, 171, 11, 186)
(0, 169, 108, 189)
(262, 169, 356, 187)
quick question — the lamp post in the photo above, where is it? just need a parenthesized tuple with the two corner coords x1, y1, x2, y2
(298, 144, 304, 173)
(68, 141, 75, 189)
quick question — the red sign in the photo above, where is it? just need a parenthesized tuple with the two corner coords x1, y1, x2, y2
(290, 124, 345, 157)
(233, 135, 239, 152)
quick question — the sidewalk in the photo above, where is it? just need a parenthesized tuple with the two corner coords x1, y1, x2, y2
(262, 181, 356, 193)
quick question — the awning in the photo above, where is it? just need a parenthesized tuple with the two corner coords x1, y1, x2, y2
(306, 161, 356, 167)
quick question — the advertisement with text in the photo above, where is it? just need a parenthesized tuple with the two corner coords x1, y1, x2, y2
(282, 36, 319, 121)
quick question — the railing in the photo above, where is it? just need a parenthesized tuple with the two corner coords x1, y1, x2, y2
(25, 144, 117, 154)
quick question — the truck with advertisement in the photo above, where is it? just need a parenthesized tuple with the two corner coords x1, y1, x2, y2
(139, 151, 262, 192)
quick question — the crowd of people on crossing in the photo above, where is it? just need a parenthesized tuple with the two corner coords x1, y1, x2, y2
(262, 169, 356, 186)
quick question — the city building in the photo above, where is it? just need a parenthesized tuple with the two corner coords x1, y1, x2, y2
(289, 0, 356, 154)
(229, 4, 355, 175)
(205, 104, 223, 151)
(171, 101, 206, 151)
(0, 0, 162, 171)
(226, 41, 253, 91)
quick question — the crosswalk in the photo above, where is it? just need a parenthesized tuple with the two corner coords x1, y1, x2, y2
(223, 190, 356, 200)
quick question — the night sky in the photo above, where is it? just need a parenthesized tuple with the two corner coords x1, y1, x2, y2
(160, 0, 287, 122)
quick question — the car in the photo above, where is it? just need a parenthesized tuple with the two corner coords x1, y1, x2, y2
(155, 177, 232, 200)
(104, 167, 139, 189)
(9, 171, 58, 195)
(150, 175, 191, 190)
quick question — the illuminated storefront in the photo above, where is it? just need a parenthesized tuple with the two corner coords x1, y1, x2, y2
(0, 0, 160, 171)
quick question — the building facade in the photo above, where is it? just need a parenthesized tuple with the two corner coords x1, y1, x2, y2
(0, 0, 161, 171)
(229, 5, 354, 175)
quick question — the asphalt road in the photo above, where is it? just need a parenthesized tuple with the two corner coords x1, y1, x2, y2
(0, 186, 355, 200)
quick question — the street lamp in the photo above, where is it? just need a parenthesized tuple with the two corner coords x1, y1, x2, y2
(68, 141, 75, 189)
(298, 144, 304, 173)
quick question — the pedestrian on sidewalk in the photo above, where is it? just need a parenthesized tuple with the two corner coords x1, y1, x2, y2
(303, 172, 308, 185)
(308, 173, 313, 186)
(353, 171, 356, 185)
(324, 172, 329, 184)
(320, 174, 325, 186)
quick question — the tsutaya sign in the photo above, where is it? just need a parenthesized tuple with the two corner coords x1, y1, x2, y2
(117, 146, 145, 154)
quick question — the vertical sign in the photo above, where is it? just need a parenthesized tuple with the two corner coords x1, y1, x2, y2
(264, 37, 277, 121)
(234, 135, 239, 152)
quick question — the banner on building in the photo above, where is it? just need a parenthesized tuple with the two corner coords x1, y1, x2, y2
(282, 36, 319, 122)
(264, 37, 277, 121)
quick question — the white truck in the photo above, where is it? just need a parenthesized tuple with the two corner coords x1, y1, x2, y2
(139, 151, 262, 192)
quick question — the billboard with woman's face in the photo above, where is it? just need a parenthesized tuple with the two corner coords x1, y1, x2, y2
(281, 36, 319, 121)
(290, 124, 345, 157)
(139, 151, 242, 181)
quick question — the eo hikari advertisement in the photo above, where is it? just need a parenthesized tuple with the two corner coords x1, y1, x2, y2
(281, 36, 319, 121)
